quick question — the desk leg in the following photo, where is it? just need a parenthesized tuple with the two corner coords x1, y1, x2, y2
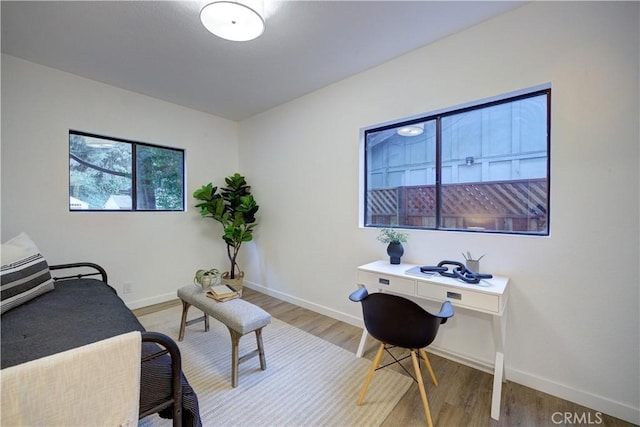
(491, 311, 508, 420)
(356, 329, 369, 358)
(491, 351, 505, 420)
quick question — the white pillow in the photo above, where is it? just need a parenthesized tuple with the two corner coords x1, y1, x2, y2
(2, 232, 42, 265)
(1, 233, 54, 314)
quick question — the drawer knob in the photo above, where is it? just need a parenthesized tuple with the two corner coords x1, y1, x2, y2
(447, 291, 462, 300)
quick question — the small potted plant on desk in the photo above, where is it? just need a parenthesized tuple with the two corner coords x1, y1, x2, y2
(377, 228, 409, 265)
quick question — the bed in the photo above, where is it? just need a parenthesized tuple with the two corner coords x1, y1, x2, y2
(1, 243, 201, 426)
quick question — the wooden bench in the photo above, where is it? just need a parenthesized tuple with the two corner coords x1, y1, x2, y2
(177, 285, 271, 387)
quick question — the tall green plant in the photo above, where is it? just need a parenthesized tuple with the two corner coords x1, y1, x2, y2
(193, 173, 259, 279)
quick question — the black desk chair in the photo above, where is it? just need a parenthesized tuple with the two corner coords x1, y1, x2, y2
(349, 287, 454, 427)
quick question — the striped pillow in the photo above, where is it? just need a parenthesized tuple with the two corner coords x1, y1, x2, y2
(1, 234, 54, 315)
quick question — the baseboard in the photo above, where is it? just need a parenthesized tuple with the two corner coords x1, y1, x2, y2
(506, 368, 639, 425)
(244, 280, 640, 425)
(428, 349, 639, 424)
(426, 345, 495, 375)
(125, 291, 177, 310)
(243, 281, 363, 327)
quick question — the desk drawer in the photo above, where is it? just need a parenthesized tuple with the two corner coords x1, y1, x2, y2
(358, 271, 415, 295)
(417, 282, 499, 313)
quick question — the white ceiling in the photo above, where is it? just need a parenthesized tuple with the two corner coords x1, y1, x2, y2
(1, 1, 525, 121)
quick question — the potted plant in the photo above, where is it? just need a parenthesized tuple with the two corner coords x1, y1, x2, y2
(377, 228, 409, 264)
(193, 268, 220, 290)
(193, 173, 259, 291)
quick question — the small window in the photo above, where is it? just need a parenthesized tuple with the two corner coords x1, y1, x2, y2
(69, 131, 185, 211)
(364, 88, 550, 235)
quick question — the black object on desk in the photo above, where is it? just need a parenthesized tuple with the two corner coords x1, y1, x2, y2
(419, 260, 493, 284)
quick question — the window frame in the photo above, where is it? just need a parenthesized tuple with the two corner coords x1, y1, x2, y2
(362, 86, 551, 236)
(68, 130, 186, 212)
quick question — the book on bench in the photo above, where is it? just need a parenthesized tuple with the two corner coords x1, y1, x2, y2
(206, 284, 240, 302)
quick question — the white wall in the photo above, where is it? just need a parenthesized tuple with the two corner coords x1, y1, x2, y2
(239, 2, 639, 424)
(1, 54, 240, 308)
(2, 2, 638, 424)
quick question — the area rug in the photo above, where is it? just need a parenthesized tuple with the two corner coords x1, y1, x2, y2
(137, 304, 411, 426)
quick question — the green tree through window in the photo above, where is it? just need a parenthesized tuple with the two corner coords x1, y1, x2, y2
(69, 131, 184, 211)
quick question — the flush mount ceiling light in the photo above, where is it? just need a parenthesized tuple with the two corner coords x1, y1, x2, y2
(200, 0, 265, 42)
(397, 123, 424, 137)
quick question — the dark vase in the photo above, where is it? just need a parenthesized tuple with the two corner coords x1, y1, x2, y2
(387, 242, 404, 264)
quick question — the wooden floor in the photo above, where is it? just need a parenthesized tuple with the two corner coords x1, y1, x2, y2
(134, 288, 635, 427)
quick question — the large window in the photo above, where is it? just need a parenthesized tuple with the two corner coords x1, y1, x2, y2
(69, 131, 185, 211)
(364, 88, 550, 235)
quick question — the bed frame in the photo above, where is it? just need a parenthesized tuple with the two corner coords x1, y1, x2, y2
(51, 263, 186, 426)
(139, 332, 183, 423)
(2, 262, 199, 426)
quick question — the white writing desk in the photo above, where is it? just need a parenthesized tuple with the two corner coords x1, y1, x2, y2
(355, 260, 509, 420)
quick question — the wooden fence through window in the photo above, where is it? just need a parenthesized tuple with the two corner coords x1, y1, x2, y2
(367, 178, 547, 233)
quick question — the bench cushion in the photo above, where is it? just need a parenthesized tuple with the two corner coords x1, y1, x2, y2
(178, 285, 271, 335)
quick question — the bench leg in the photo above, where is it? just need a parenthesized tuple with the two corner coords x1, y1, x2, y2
(227, 327, 269, 388)
(229, 329, 242, 388)
(256, 327, 267, 370)
(179, 300, 211, 341)
(178, 300, 191, 341)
